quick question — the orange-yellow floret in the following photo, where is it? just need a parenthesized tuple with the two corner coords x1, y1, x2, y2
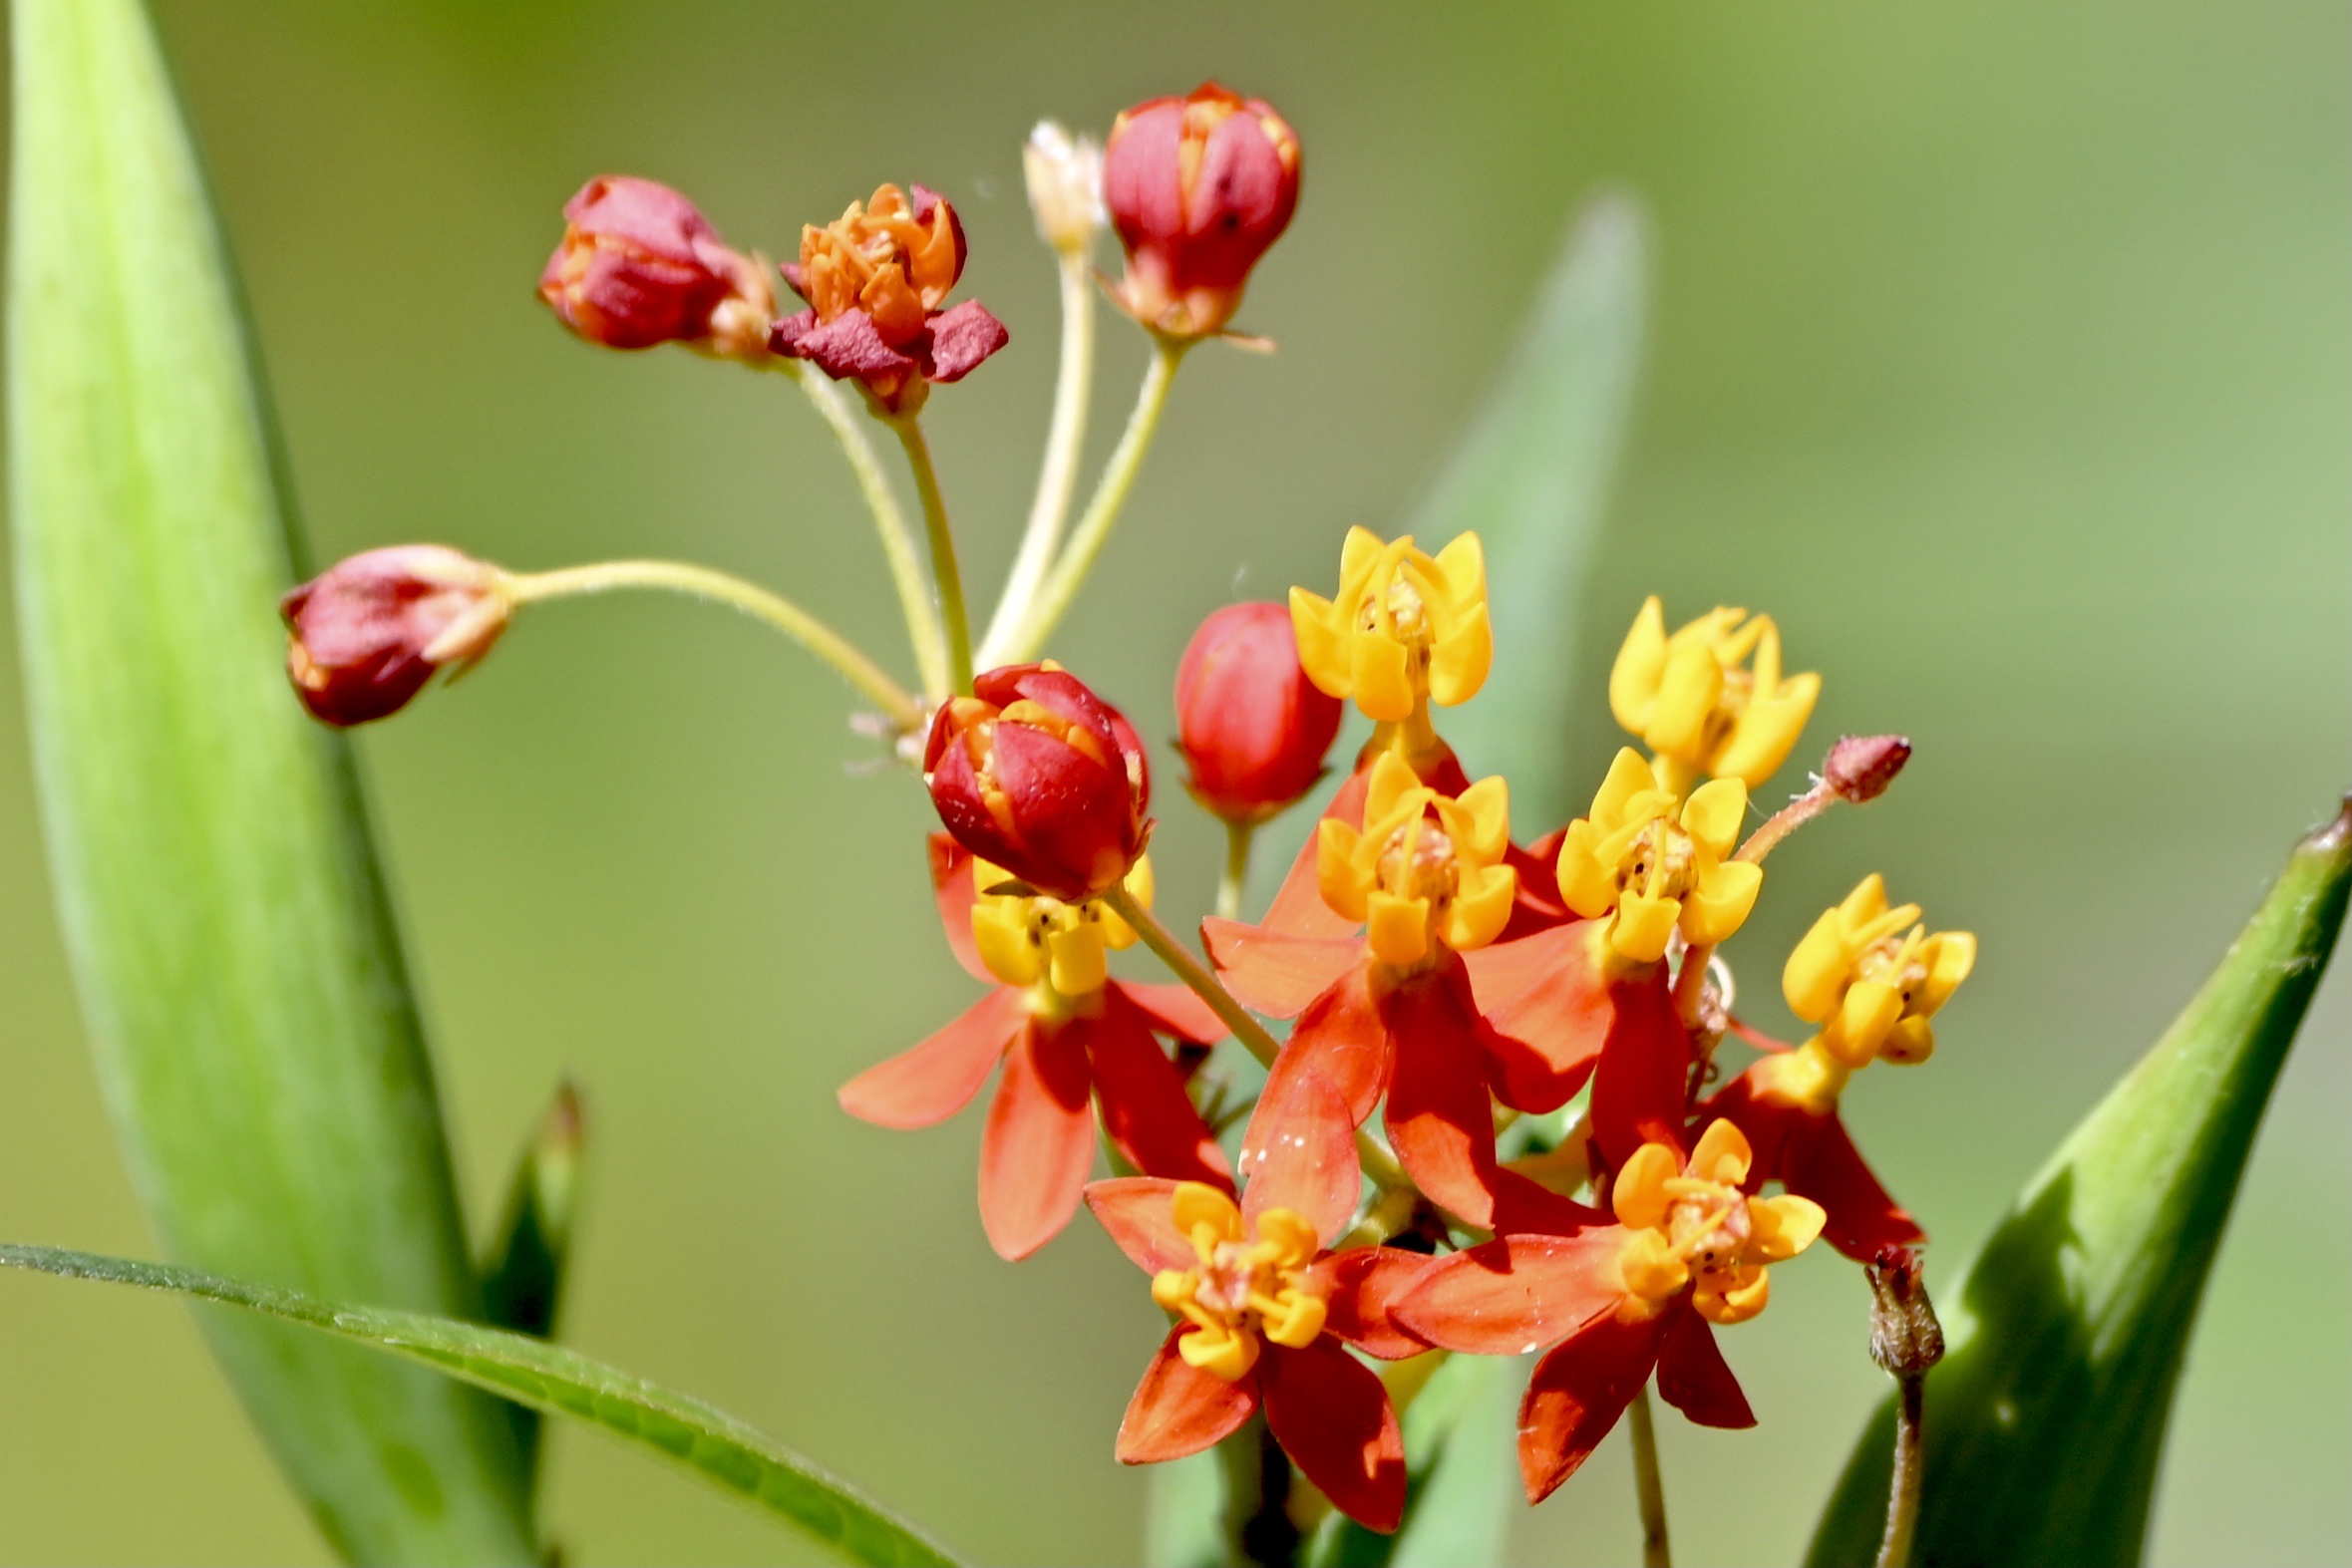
(1290, 528, 1491, 724)
(798, 184, 961, 341)
(1151, 1183, 1328, 1382)
(1608, 597, 1820, 791)
(1609, 1122, 1825, 1326)
(1555, 749, 1762, 964)
(971, 853, 1155, 1002)
(1316, 752, 1515, 969)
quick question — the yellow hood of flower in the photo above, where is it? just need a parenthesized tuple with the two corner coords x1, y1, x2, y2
(1608, 596, 1820, 789)
(1611, 1122, 1826, 1326)
(1290, 527, 1492, 723)
(1783, 872, 1975, 1070)
(1555, 748, 1763, 963)
(1315, 751, 1515, 969)
(971, 853, 1153, 1000)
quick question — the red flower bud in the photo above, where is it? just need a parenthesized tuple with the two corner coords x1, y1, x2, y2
(1104, 83, 1300, 338)
(1824, 734, 1912, 804)
(280, 546, 511, 727)
(538, 176, 773, 358)
(924, 664, 1150, 902)
(1175, 601, 1342, 823)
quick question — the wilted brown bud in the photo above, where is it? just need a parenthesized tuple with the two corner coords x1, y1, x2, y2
(1866, 1245, 1945, 1380)
(280, 546, 511, 727)
(1825, 734, 1912, 804)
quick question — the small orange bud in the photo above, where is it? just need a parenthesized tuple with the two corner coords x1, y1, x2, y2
(537, 176, 773, 358)
(1103, 83, 1300, 339)
(1175, 602, 1341, 823)
(280, 546, 510, 727)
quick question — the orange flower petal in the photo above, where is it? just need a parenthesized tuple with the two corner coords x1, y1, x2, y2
(1202, 917, 1359, 1018)
(1318, 1247, 1436, 1362)
(1393, 1232, 1625, 1358)
(1518, 1308, 1674, 1504)
(1261, 1338, 1406, 1534)
(836, 988, 1021, 1128)
(1118, 1327, 1260, 1463)
(1084, 993, 1232, 1189)
(1381, 959, 1503, 1229)
(1654, 1308, 1755, 1430)
(978, 1021, 1095, 1260)
(1083, 1177, 1192, 1275)
(1238, 1067, 1358, 1246)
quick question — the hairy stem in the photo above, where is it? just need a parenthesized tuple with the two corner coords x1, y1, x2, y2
(1629, 1384, 1672, 1568)
(1217, 820, 1256, 922)
(783, 364, 949, 698)
(1877, 1376, 1925, 1568)
(888, 415, 974, 695)
(1002, 335, 1187, 663)
(979, 250, 1095, 664)
(506, 560, 922, 730)
(1734, 780, 1835, 865)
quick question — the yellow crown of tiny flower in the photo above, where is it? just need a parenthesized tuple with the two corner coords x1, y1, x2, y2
(1611, 1122, 1826, 1326)
(1290, 527, 1492, 723)
(1783, 872, 1976, 1070)
(970, 853, 1153, 999)
(1315, 751, 1515, 968)
(1150, 1182, 1327, 1383)
(1555, 748, 1762, 964)
(1608, 597, 1821, 790)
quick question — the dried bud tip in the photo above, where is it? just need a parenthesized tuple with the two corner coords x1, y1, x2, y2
(1826, 734, 1911, 804)
(1023, 121, 1105, 254)
(1866, 1245, 1945, 1379)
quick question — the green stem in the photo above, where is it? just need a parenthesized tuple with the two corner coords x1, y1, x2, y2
(1100, 883, 1411, 1195)
(979, 250, 1095, 665)
(1876, 1376, 1925, 1568)
(1002, 335, 1187, 663)
(887, 415, 974, 695)
(1629, 1384, 1671, 1568)
(1217, 819, 1256, 922)
(781, 363, 949, 698)
(506, 560, 923, 731)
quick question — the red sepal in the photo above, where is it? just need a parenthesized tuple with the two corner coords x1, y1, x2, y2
(978, 1020, 1095, 1259)
(1261, 1337, 1406, 1534)
(1498, 826, 1571, 941)
(1118, 1328, 1260, 1463)
(1518, 1307, 1674, 1504)
(837, 988, 1022, 1128)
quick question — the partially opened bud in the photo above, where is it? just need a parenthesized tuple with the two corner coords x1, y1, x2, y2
(1176, 601, 1341, 824)
(1104, 83, 1300, 338)
(281, 546, 512, 727)
(1824, 734, 1911, 804)
(538, 175, 773, 358)
(925, 664, 1151, 901)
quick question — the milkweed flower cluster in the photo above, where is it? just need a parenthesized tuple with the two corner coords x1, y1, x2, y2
(274, 77, 1973, 1546)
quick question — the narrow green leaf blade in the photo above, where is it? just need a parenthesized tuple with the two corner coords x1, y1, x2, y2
(1410, 192, 1647, 824)
(1807, 799, 2352, 1567)
(6, 0, 532, 1556)
(0, 1244, 963, 1568)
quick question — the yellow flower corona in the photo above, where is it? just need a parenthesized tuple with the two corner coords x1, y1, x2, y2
(1608, 596, 1820, 791)
(1781, 871, 1975, 1068)
(970, 853, 1154, 1000)
(1316, 751, 1516, 969)
(1610, 1122, 1825, 1326)
(1151, 1183, 1328, 1382)
(1290, 527, 1492, 724)
(1555, 749, 1763, 964)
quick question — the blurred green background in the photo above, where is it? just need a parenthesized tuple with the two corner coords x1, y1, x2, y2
(1, 1, 2344, 1562)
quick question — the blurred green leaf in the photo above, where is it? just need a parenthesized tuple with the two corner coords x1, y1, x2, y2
(1145, 1445, 1226, 1568)
(0, 1244, 964, 1568)
(1411, 190, 1647, 824)
(6, 0, 533, 1557)
(480, 1082, 586, 1490)
(1308, 1352, 1524, 1568)
(1807, 798, 2352, 1567)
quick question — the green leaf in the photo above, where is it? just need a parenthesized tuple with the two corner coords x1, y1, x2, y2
(1144, 1446, 1226, 1568)
(1806, 799, 2352, 1567)
(1411, 191, 1647, 825)
(479, 1082, 587, 1489)
(1308, 1352, 1525, 1568)
(6, 0, 533, 1556)
(0, 1244, 964, 1567)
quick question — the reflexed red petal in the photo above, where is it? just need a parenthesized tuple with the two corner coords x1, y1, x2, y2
(1119, 981, 1227, 1045)
(978, 1020, 1096, 1259)
(1518, 1309, 1673, 1504)
(921, 299, 1009, 383)
(1393, 1232, 1625, 1357)
(1319, 1247, 1436, 1361)
(1655, 1309, 1754, 1429)
(1083, 994, 1232, 1189)
(1468, 922, 1607, 1113)
(1202, 918, 1358, 1018)
(1083, 1177, 1191, 1274)
(1268, 964, 1392, 1123)
(1261, 1338, 1406, 1533)
(1256, 768, 1371, 939)
(785, 307, 918, 381)
(926, 832, 990, 982)
(837, 989, 1022, 1128)
(1587, 959, 1689, 1171)
(1499, 828, 1570, 941)
(1118, 1328, 1260, 1462)
(1782, 1106, 1925, 1263)
(1239, 1068, 1357, 1245)
(1382, 959, 1502, 1228)
(1489, 1168, 1610, 1239)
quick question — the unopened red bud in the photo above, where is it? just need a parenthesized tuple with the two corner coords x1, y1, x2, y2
(1866, 1244, 1945, 1380)
(925, 664, 1150, 902)
(280, 546, 511, 727)
(1825, 734, 1911, 804)
(1175, 601, 1341, 824)
(538, 175, 773, 356)
(1104, 83, 1299, 338)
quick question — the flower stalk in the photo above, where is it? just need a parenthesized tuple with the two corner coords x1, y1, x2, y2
(982, 248, 1097, 661)
(1216, 820, 1255, 922)
(1629, 1384, 1672, 1568)
(887, 413, 975, 694)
